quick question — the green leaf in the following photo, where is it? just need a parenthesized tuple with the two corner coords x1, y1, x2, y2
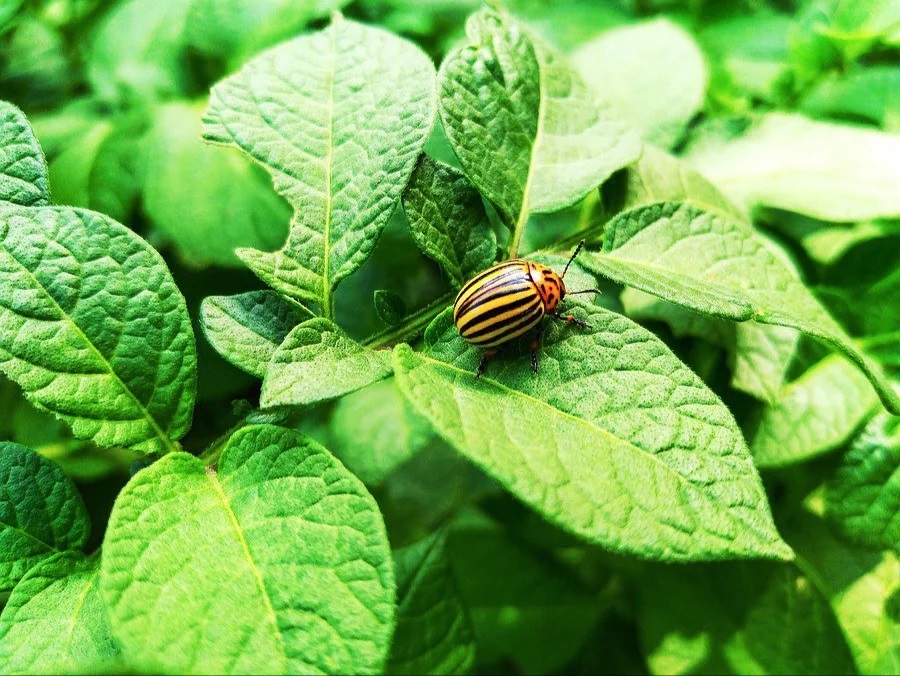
(330, 379, 433, 486)
(635, 560, 857, 675)
(0, 101, 50, 207)
(393, 305, 792, 561)
(200, 291, 312, 378)
(751, 354, 883, 468)
(401, 155, 495, 287)
(203, 15, 436, 311)
(0, 552, 119, 673)
(261, 318, 392, 408)
(100, 426, 395, 675)
(374, 289, 407, 326)
(0, 203, 197, 453)
(685, 113, 900, 221)
(387, 531, 476, 675)
(438, 8, 640, 255)
(580, 202, 900, 414)
(801, 66, 900, 129)
(572, 18, 708, 148)
(0, 442, 89, 593)
(826, 412, 900, 550)
(144, 101, 291, 267)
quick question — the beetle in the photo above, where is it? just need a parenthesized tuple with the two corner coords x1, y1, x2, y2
(453, 240, 599, 377)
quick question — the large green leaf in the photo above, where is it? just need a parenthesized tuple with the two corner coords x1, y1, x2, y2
(203, 15, 436, 312)
(0, 442, 89, 593)
(580, 202, 900, 414)
(393, 306, 792, 561)
(0, 552, 119, 673)
(401, 155, 495, 287)
(387, 531, 475, 675)
(143, 101, 290, 267)
(685, 113, 900, 221)
(200, 291, 311, 378)
(572, 18, 708, 148)
(100, 425, 395, 674)
(826, 412, 900, 550)
(261, 318, 392, 408)
(438, 8, 640, 255)
(0, 203, 196, 453)
(751, 354, 883, 467)
(0, 101, 50, 207)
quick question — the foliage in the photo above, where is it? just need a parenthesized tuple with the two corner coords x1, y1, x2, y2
(0, 0, 898, 674)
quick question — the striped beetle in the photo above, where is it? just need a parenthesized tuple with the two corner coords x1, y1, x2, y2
(453, 240, 599, 377)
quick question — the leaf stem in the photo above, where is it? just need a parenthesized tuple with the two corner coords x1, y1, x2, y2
(364, 291, 455, 349)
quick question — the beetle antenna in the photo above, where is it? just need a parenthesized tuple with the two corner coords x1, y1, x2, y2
(567, 289, 602, 295)
(561, 239, 585, 278)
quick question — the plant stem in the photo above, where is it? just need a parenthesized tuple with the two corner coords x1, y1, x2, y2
(364, 291, 455, 349)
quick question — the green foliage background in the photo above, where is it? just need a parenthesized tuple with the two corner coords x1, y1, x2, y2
(0, 0, 899, 674)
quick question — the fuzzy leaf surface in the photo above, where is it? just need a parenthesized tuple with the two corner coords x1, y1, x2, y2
(0, 101, 50, 207)
(573, 19, 708, 148)
(393, 306, 792, 561)
(0, 442, 89, 593)
(580, 202, 899, 413)
(387, 532, 476, 675)
(203, 16, 436, 306)
(0, 552, 118, 673)
(200, 291, 311, 378)
(402, 155, 495, 287)
(100, 426, 395, 675)
(0, 203, 196, 453)
(438, 8, 639, 251)
(826, 412, 900, 550)
(686, 113, 900, 221)
(262, 318, 392, 408)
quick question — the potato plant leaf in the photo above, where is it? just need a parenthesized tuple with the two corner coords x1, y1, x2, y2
(373, 289, 407, 327)
(580, 202, 900, 414)
(200, 291, 311, 378)
(401, 154, 495, 287)
(573, 18, 708, 148)
(387, 531, 476, 675)
(203, 15, 436, 311)
(393, 306, 792, 561)
(100, 426, 395, 675)
(0, 101, 50, 207)
(438, 8, 640, 255)
(0, 552, 119, 673)
(0, 442, 89, 593)
(261, 318, 393, 408)
(826, 412, 900, 550)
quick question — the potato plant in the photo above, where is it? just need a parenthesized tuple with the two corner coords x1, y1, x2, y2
(0, 0, 898, 674)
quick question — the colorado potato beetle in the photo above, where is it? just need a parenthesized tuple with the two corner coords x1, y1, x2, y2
(453, 240, 599, 377)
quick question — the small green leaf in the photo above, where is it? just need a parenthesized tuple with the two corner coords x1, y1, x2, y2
(580, 202, 900, 414)
(0, 203, 197, 453)
(0, 101, 50, 207)
(801, 66, 900, 129)
(826, 412, 900, 550)
(393, 306, 792, 561)
(143, 101, 291, 267)
(0, 442, 89, 593)
(200, 291, 312, 378)
(438, 8, 640, 255)
(330, 379, 433, 486)
(374, 289, 407, 326)
(686, 113, 900, 221)
(387, 531, 476, 675)
(0, 552, 119, 673)
(751, 354, 883, 468)
(203, 16, 436, 310)
(100, 426, 395, 675)
(261, 318, 393, 408)
(572, 18, 708, 148)
(401, 155, 495, 287)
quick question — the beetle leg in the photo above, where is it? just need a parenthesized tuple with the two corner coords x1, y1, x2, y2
(475, 350, 498, 380)
(550, 312, 590, 330)
(530, 321, 544, 374)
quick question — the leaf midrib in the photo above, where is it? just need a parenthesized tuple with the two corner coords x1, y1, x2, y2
(321, 23, 337, 318)
(0, 235, 179, 454)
